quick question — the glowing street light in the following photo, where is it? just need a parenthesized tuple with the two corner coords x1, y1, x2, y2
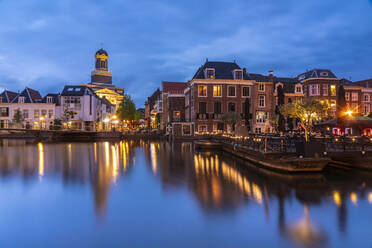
(345, 110, 353, 117)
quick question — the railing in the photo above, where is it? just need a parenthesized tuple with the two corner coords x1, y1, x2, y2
(196, 133, 372, 154)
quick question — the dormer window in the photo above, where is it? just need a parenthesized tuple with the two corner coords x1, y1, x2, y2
(233, 69, 243, 80)
(18, 96, 25, 103)
(320, 72, 329, 77)
(295, 85, 303, 93)
(46, 96, 53, 104)
(205, 68, 215, 79)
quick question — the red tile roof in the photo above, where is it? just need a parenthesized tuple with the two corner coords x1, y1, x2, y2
(162, 81, 187, 94)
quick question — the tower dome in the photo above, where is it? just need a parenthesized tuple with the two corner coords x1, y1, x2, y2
(95, 48, 108, 56)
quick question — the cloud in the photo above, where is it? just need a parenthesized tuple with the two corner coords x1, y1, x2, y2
(0, 0, 371, 106)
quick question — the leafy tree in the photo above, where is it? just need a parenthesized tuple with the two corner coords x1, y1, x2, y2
(222, 112, 241, 133)
(12, 108, 24, 128)
(117, 94, 139, 124)
(280, 99, 329, 141)
(337, 85, 346, 126)
(275, 85, 286, 132)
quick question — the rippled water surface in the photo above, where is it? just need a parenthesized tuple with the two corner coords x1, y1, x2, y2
(0, 139, 371, 248)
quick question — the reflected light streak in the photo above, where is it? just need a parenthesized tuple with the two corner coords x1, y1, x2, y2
(38, 142, 44, 179)
(94, 142, 97, 163)
(104, 142, 110, 168)
(150, 143, 157, 174)
(350, 192, 358, 205)
(111, 145, 118, 182)
(333, 191, 341, 207)
(368, 193, 372, 204)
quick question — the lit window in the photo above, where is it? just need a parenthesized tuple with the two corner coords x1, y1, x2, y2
(198, 125, 208, 132)
(352, 92, 358, 101)
(213, 86, 221, 97)
(256, 111, 268, 123)
(205, 69, 215, 79)
(198, 85, 207, 97)
(228, 86, 236, 97)
(34, 109, 39, 118)
(258, 95, 265, 107)
(242, 86, 250, 97)
(259, 84, 265, 92)
(330, 85, 336, 96)
(173, 111, 181, 121)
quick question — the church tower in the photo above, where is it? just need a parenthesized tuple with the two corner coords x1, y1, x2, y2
(91, 48, 113, 84)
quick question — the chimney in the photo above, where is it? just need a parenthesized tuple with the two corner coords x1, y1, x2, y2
(243, 68, 246, 74)
(269, 70, 273, 76)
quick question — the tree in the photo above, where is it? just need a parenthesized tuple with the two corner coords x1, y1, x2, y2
(280, 99, 329, 142)
(117, 94, 139, 125)
(275, 85, 286, 132)
(12, 108, 24, 128)
(61, 108, 75, 129)
(243, 98, 251, 131)
(337, 85, 346, 127)
(222, 112, 241, 133)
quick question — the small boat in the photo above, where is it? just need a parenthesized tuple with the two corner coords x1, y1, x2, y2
(195, 140, 222, 150)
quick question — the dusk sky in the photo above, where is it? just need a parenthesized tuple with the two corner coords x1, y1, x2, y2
(0, 0, 371, 106)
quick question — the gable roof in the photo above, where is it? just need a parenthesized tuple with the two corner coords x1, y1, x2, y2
(0, 90, 18, 103)
(162, 81, 187, 94)
(352, 78, 372, 88)
(42, 93, 60, 105)
(12, 87, 42, 103)
(274, 77, 302, 93)
(192, 61, 247, 80)
(61, 85, 96, 96)
(297, 69, 337, 81)
(246, 73, 271, 82)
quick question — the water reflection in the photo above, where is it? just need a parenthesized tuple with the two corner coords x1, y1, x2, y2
(0, 140, 372, 247)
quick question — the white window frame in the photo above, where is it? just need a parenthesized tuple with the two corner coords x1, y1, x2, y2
(205, 68, 215, 79)
(18, 96, 25, 103)
(213, 85, 222, 97)
(345, 92, 350, 101)
(258, 95, 265, 107)
(322, 85, 328, 96)
(181, 124, 192, 136)
(227, 85, 236, 97)
(310, 84, 320, 96)
(351, 92, 358, 101)
(198, 124, 208, 133)
(198, 85, 207, 97)
(242, 86, 250, 97)
(330, 85, 336, 96)
(233, 69, 243, 80)
(364, 94, 370, 102)
(46, 96, 53, 104)
(295, 85, 303, 93)
(259, 84, 265, 92)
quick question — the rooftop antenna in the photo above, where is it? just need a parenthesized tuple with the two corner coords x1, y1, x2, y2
(100, 42, 104, 49)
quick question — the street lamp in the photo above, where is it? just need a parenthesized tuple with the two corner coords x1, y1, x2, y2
(345, 110, 353, 117)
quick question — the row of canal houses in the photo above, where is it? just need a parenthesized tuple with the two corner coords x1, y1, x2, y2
(145, 60, 372, 137)
(0, 48, 125, 131)
(0, 86, 115, 130)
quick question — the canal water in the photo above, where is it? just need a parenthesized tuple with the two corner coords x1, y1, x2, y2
(0, 140, 371, 248)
